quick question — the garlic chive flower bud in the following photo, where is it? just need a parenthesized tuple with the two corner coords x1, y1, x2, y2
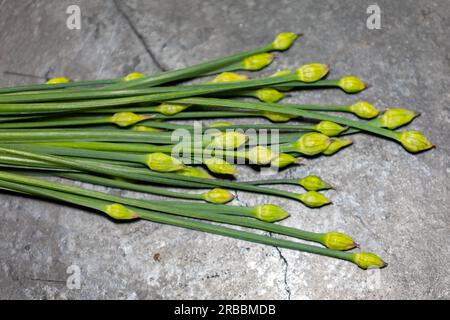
(352, 252, 387, 269)
(110, 112, 149, 127)
(242, 53, 274, 71)
(321, 232, 358, 251)
(252, 88, 285, 103)
(204, 158, 238, 175)
(296, 63, 329, 83)
(202, 188, 234, 204)
(349, 101, 379, 119)
(46, 77, 71, 84)
(292, 133, 332, 156)
(323, 138, 353, 155)
(253, 204, 290, 222)
(271, 32, 298, 51)
(270, 153, 300, 168)
(122, 72, 145, 82)
(298, 175, 332, 191)
(131, 125, 162, 132)
(210, 72, 249, 83)
(246, 146, 276, 165)
(176, 167, 214, 179)
(314, 120, 348, 136)
(144, 153, 185, 172)
(155, 103, 190, 116)
(337, 75, 366, 93)
(297, 191, 331, 208)
(104, 203, 139, 220)
(263, 111, 297, 122)
(379, 108, 418, 129)
(209, 131, 248, 150)
(397, 131, 434, 153)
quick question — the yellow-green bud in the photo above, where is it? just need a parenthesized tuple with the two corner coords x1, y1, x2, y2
(176, 166, 214, 179)
(202, 188, 234, 204)
(144, 152, 185, 172)
(246, 146, 276, 165)
(352, 252, 387, 269)
(292, 133, 332, 155)
(270, 153, 300, 168)
(155, 103, 190, 116)
(397, 131, 434, 153)
(203, 157, 238, 175)
(349, 101, 379, 119)
(209, 131, 248, 150)
(46, 77, 71, 84)
(122, 72, 145, 82)
(242, 53, 274, 71)
(322, 232, 357, 251)
(323, 138, 353, 155)
(208, 122, 232, 128)
(314, 120, 348, 136)
(131, 125, 162, 132)
(296, 63, 329, 83)
(379, 108, 418, 129)
(210, 72, 249, 83)
(297, 191, 331, 207)
(110, 112, 150, 127)
(253, 204, 290, 222)
(253, 88, 285, 103)
(271, 32, 298, 51)
(338, 75, 366, 93)
(104, 203, 139, 220)
(263, 111, 297, 122)
(298, 175, 332, 191)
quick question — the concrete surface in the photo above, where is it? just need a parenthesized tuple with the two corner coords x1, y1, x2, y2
(0, 0, 449, 300)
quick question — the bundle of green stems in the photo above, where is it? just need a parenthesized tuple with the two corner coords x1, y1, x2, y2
(0, 32, 434, 269)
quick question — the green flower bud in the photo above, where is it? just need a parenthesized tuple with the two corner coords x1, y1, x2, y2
(203, 157, 238, 175)
(253, 88, 285, 103)
(270, 153, 300, 168)
(321, 232, 357, 251)
(379, 108, 418, 129)
(397, 130, 434, 153)
(208, 122, 232, 128)
(296, 63, 329, 83)
(122, 72, 145, 82)
(298, 175, 332, 191)
(291, 133, 332, 155)
(323, 138, 353, 155)
(202, 188, 234, 204)
(271, 32, 298, 51)
(314, 120, 348, 136)
(352, 252, 387, 269)
(262, 111, 297, 122)
(337, 75, 366, 93)
(246, 146, 276, 165)
(46, 77, 71, 84)
(209, 131, 248, 150)
(297, 191, 331, 207)
(349, 101, 379, 119)
(144, 152, 185, 172)
(209, 72, 249, 83)
(104, 203, 139, 220)
(176, 166, 214, 179)
(253, 204, 290, 222)
(110, 112, 150, 127)
(131, 125, 162, 132)
(155, 102, 190, 116)
(242, 53, 274, 71)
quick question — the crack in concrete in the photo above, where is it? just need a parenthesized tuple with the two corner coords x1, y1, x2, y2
(113, 0, 168, 72)
(3, 70, 46, 80)
(270, 233, 291, 300)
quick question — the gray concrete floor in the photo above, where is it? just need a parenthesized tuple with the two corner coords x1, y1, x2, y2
(0, 0, 449, 299)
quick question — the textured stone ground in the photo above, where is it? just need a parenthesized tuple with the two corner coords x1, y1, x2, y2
(0, 0, 449, 299)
